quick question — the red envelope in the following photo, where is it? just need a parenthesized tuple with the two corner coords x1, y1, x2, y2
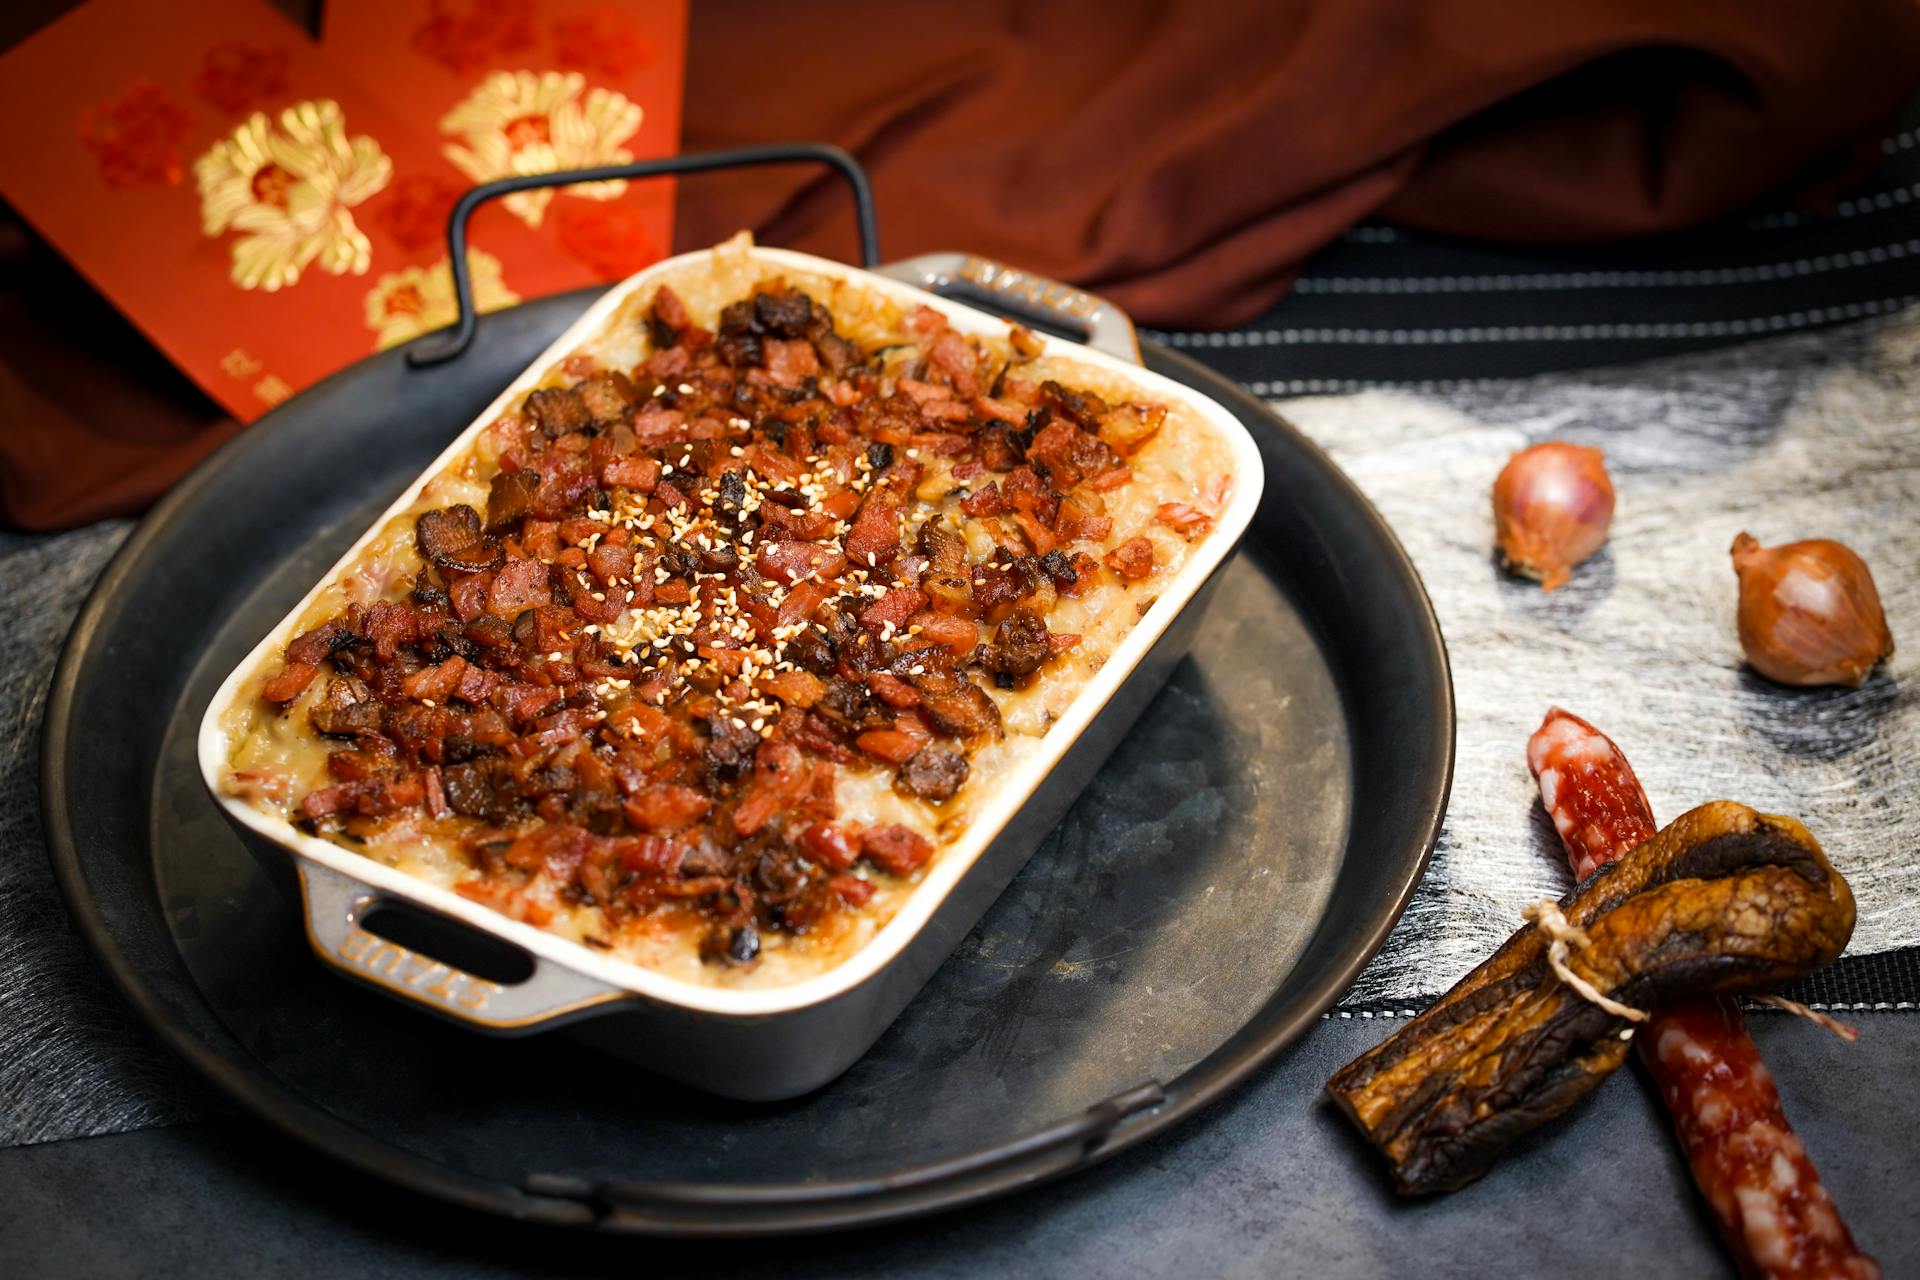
(321, 0, 686, 287)
(0, 0, 685, 422)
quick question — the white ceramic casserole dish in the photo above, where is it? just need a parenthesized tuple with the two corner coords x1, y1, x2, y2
(199, 242, 1265, 1100)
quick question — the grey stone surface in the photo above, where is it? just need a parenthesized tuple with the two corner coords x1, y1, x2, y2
(2, 1010, 1912, 1278)
(1282, 310, 1920, 1006)
(0, 523, 213, 1147)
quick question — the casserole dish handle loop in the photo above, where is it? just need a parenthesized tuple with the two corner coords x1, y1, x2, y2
(875, 252, 1142, 365)
(295, 858, 626, 1032)
(408, 142, 881, 368)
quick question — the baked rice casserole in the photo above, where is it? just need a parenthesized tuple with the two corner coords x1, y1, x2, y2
(217, 235, 1240, 988)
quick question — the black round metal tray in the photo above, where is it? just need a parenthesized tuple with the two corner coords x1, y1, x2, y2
(42, 288, 1452, 1236)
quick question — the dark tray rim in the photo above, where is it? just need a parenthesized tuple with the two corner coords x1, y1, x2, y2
(41, 294, 1454, 1236)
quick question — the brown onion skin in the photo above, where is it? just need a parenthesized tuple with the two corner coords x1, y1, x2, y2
(1731, 533, 1894, 687)
(1493, 442, 1615, 590)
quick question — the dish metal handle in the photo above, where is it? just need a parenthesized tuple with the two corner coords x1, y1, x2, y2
(409, 142, 882, 368)
(295, 858, 627, 1033)
(875, 252, 1142, 365)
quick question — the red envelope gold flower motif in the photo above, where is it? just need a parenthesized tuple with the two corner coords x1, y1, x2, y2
(323, 0, 684, 283)
(0, 0, 683, 423)
(195, 99, 393, 290)
(440, 70, 642, 226)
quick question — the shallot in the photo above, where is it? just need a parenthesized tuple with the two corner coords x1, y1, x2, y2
(1731, 532, 1893, 686)
(1492, 442, 1615, 590)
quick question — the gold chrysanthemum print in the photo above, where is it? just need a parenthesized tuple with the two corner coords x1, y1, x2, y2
(195, 99, 392, 292)
(363, 249, 519, 350)
(439, 70, 643, 227)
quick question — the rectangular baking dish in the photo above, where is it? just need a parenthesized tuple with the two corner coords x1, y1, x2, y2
(199, 242, 1266, 1101)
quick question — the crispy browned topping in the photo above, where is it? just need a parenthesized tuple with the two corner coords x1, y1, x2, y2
(263, 283, 1173, 964)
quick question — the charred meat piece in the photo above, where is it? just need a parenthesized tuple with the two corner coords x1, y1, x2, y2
(983, 608, 1051, 680)
(713, 316, 761, 369)
(971, 557, 1036, 614)
(647, 284, 689, 347)
(411, 571, 453, 614)
(786, 628, 837, 676)
(752, 290, 814, 338)
(703, 921, 761, 965)
(896, 744, 969, 803)
(414, 504, 502, 573)
(713, 469, 752, 528)
(703, 714, 761, 787)
(285, 621, 351, 666)
(524, 386, 592, 437)
(1038, 379, 1110, 430)
(1038, 549, 1079, 588)
(804, 304, 861, 375)
(913, 674, 1003, 740)
(575, 371, 639, 425)
(310, 676, 382, 737)
(815, 677, 887, 732)
(485, 470, 539, 533)
(441, 757, 525, 826)
(918, 523, 968, 574)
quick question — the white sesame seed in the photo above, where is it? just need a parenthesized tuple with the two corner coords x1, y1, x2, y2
(677, 383, 695, 394)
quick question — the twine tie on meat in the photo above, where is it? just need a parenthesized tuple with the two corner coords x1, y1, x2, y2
(1520, 904, 1859, 1041)
(1522, 899, 1649, 1025)
(1752, 995, 1860, 1042)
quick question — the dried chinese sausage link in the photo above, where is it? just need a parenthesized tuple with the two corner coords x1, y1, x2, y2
(1325, 801, 1856, 1196)
(1650, 1002, 1878, 1280)
(1526, 706, 1655, 881)
(1527, 709, 1878, 1280)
